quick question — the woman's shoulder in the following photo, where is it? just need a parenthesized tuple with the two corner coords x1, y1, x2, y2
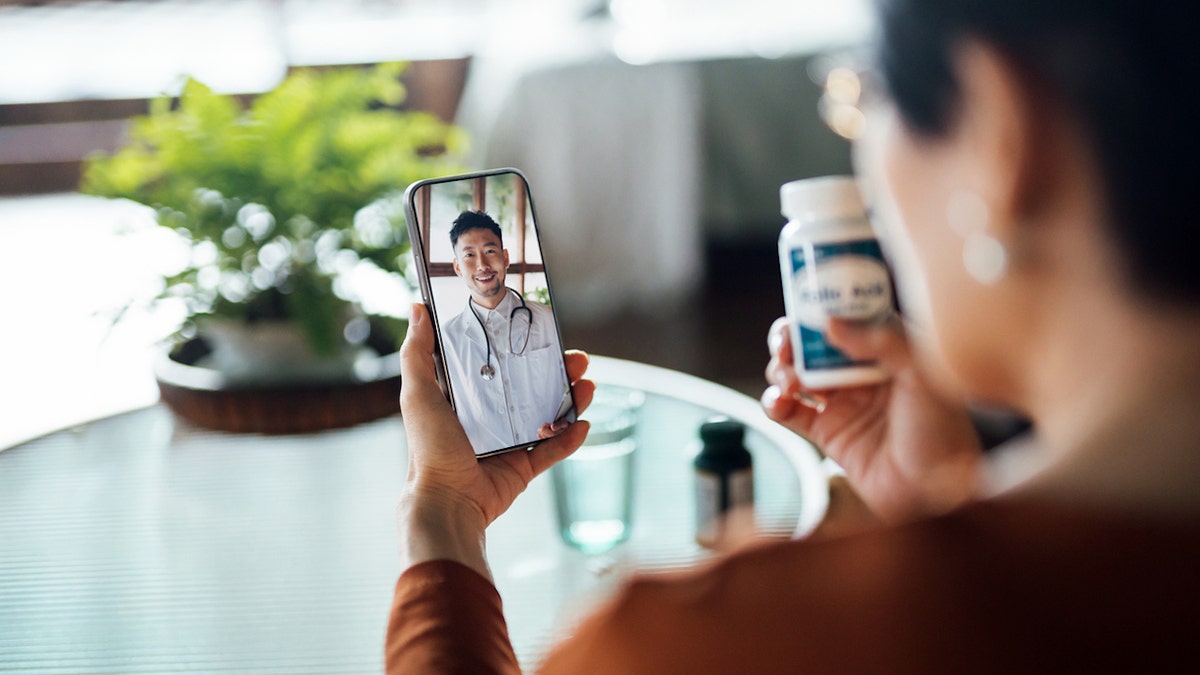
(539, 499, 1200, 673)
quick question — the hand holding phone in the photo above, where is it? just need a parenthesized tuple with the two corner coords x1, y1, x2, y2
(397, 301, 595, 576)
(404, 169, 578, 457)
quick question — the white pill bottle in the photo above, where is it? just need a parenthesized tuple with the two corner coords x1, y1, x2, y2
(778, 176, 893, 389)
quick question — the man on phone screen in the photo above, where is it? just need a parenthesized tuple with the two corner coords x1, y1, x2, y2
(440, 210, 571, 454)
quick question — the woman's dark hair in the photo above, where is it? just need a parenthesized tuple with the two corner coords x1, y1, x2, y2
(874, 0, 1199, 301)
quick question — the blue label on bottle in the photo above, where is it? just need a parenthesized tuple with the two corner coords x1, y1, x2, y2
(789, 239, 891, 372)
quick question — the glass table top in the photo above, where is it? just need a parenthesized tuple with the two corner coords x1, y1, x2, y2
(0, 356, 827, 673)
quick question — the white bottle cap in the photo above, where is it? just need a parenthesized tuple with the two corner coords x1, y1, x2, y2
(780, 175, 865, 223)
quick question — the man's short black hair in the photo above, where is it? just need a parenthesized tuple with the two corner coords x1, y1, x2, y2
(450, 210, 503, 249)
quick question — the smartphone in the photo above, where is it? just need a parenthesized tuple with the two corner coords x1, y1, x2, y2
(403, 168, 577, 458)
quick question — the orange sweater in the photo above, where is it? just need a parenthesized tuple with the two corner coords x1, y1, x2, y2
(387, 499, 1200, 673)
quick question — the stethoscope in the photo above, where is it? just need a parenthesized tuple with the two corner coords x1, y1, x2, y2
(467, 287, 533, 381)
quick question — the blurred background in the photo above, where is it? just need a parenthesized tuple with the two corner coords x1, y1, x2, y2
(0, 0, 870, 447)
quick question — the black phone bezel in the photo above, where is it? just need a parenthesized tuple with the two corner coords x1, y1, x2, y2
(402, 167, 577, 458)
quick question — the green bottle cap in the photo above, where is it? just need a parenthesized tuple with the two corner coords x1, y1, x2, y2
(699, 417, 746, 450)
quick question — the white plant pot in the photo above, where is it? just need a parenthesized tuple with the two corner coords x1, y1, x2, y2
(198, 318, 360, 386)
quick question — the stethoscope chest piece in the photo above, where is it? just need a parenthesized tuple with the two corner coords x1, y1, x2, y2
(469, 288, 532, 382)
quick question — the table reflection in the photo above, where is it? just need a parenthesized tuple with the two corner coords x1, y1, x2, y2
(0, 356, 826, 672)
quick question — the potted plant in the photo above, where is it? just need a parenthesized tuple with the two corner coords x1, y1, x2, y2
(82, 63, 464, 431)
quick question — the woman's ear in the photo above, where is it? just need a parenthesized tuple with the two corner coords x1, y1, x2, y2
(950, 40, 1055, 233)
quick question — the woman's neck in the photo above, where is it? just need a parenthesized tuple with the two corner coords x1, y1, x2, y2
(1014, 293, 1200, 517)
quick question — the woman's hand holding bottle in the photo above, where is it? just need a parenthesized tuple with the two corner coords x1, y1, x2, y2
(763, 316, 984, 522)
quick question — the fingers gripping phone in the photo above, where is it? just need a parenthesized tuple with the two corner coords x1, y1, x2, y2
(403, 168, 578, 458)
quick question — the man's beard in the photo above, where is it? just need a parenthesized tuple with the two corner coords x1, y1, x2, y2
(476, 281, 503, 297)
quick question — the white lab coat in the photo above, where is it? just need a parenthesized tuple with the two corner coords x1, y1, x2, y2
(440, 291, 572, 454)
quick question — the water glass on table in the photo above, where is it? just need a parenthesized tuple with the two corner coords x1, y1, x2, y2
(550, 386, 644, 554)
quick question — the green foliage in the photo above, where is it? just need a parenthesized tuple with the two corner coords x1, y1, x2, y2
(82, 63, 465, 354)
(524, 286, 551, 306)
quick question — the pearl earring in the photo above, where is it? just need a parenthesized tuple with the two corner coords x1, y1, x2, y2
(962, 231, 1008, 285)
(946, 191, 1008, 285)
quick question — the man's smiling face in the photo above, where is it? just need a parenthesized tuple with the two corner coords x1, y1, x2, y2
(453, 227, 508, 306)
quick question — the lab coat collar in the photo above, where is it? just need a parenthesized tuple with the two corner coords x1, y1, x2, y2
(485, 289, 521, 319)
(461, 289, 520, 349)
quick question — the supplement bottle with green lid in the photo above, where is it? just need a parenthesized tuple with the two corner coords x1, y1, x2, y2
(778, 175, 893, 389)
(694, 418, 754, 549)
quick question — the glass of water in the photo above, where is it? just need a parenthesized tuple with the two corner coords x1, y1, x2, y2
(550, 385, 644, 554)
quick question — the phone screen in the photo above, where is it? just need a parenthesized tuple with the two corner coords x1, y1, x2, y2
(404, 169, 577, 457)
